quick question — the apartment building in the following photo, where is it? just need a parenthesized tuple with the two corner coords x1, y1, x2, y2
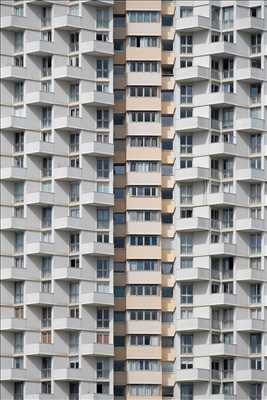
(112, 1, 267, 400)
(0, 0, 114, 399)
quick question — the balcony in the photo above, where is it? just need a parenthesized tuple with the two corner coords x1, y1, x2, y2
(236, 268, 265, 282)
(127, 370, 161, 385)
(0, 318, 27, 331)
(25, 141, 54, 156)
(54, 217, 85, 231)
(80, 242, 114, 256)
(1, 217, 32, 231)
(81, 343, 114, 357)
(235, 118, 265, 132)
(194, 92, 241, 108)
(236, 17, 264, 32)
(127, 72, 161, 86)
(236, 369, 265, 382)
(25, 191, 55, 205)
(1, 266, 35, 281)
(53, 368, 85, 381)
(176, 217, 210, 231)
(80, 291, 114, 306)
(237, 67, 264, 82)
(175, 267, 210, 282)
(80, 91, 114, 106)
(236, 168, 265, 182)
(127, 221, 161, 235)
(236, 218, 265, 232)
(0, 15, 37, 30)
(1, 167, 27, 181)
(1, 115, 39, 131)
(207, 242, 236, 256)
(0, 65, 31, 81)
(175, 66, 210, 82)
(53, 116, 85, 131)
(25, 241, 55, 256)
(80, 40, 113, 56)
(175, 167, 210, 182)
(176, 318, 210, 332)
(195, 343, 237, 357)
(236, 319, 265, 332)
(205, 192, 237, 206)
(0, 368, 28, 381)
(81, 191, 114, 206)
(81, 395, 113, 400)
(26, 40, 58, 55)
(25, 91, 60, 106)
(54, 65, 85, 81)
(201, 142, 238, 157)
(176, 368, 210, 382)
(81, 141, 114, 157)
(25, 292, 55, 306)
(196, 293, 236, 307)
(127, 320, 161, 335)
(53, 318, 84, 331)
(176, 15, 210, 31)
(176, 116, 209, 132)
(54, 15, 83, 30)
(54, 167, 83, 181)
(25, 343, 59, 356)
(196, 41, 238, 57)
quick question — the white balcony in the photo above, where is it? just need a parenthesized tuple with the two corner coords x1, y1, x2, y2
(236, 319, 265, 332)
(26, 40, 58, 55)
(176, 318, 210, 332)
(25, 292, 55, 306)
(80, 242, 114, 256)
(25, 141, 54, 156)
(176, 167, 210, 182)
(236, 168, 265, 182)
(236, 369, 266, 382)
(81, 142, 114, 157)
(196, 293, 236, 307)
(1, 115, 39, 131)
(80, 291, 114, 306)
(80, 91, 114, 106)
(54, 217, 85, 231)
(176, 15, 210, 32)
(0, 65, 31, 81)
(235, 118, 265, 132)
(81, 343, 114, 357)
(54, 65, 84, 81)
(208, 243, 236, 256)
(1, 167, 27, 181)
(25, 91, 61, 106)
(25, 191, 55, 205)
(205, 192, 237, 206)
(25, 241, 55, 256)
(176, 368, 210, 382)
(199, 41, 238, 57)
(53, 318, 85, 331)
(1, 217, 32, 231)
(25, 343, 59, 356)
(54, 167, 83, 181)
(175, 66, 210, 82)
(236, 218, 265, 232)
(0, 15, 37, 30)
(54, 15, 83, 30)
(0, 318, 27, 331)
(81, 395, 113, 400)
(53, 368, 84, 381)
(53, 266, 88, 281)
(200, 142, 238, 157)
(175, 267, 210, 282)
(1, 267, 35, 281)
(176, 217, 210, 231)
(81, 192, 114, 206)
(80, 40, 113, 56)
(0, 368, 28, 381)
(235, 268, 265, 282)
(195, 343, 237, 357)
(194, 92, 241, 107)
(176, 117, 209, 132)
(236, 17, 264, 32)
(53, 116, 84, 131)
(237, 67, 264, 82)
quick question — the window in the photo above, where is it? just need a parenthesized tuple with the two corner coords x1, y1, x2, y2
(180, 184, 192, 204)
(250, 284, 261, 304)
(69, 333, 79, 353)
(180, 107, 193, 119)
(70, 32, 79, 52)
(181, 35, 192, 53)
(181, 284, 193, 304)
(14, 81, 24, 103)
(251, 33, 261, 54)
(162, 336, 174, 347)
(97, 208, 109, 229)
(250, 134, 261, 153)
(128, 61, 159, 73)
(97, 309, 109, 328)
(14, 182, 24, 202)
(14, 31, 24, 52)
(41, 107, 52, 129)
(129, 86, 158, 97)
(14, 332, 23, 353)
(162, 40, 173, 51)
(70, 233, 79, 253)
(114, 15, 125, 27)
(96, 109, 109, 129)
(180, 234, 193, 255)
(129, 36, 159, 48)
(128, 11, 160, 23)
(250, 233, 261, 254)
(162, 15, 173, 26)
(69, 382, 79, 400)
(181, 85, 193, 104)
(250, 333, 261, 353)
(130, 285, 159, 296)
(181, 334, 193, 354)
(129, 310, 159, 321)
(97, 8, 109, 28)
(129, 111, 160, 123)
(129, 235, 159, 246)
(97, 159, 109, 178)
(129, 260, 159, 272)
(114, 39, 124, 51)
(129, 385, 160, 396)
(114, 113, 125, 125)
(14, 382, 24, 400)
(250, 383, 262, 400)
(180, 7, 193, 17)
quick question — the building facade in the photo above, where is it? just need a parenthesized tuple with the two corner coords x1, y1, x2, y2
(1, 1, 267, 400)
(0, 0, 114, 399)
(112, 1, 267, 400)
